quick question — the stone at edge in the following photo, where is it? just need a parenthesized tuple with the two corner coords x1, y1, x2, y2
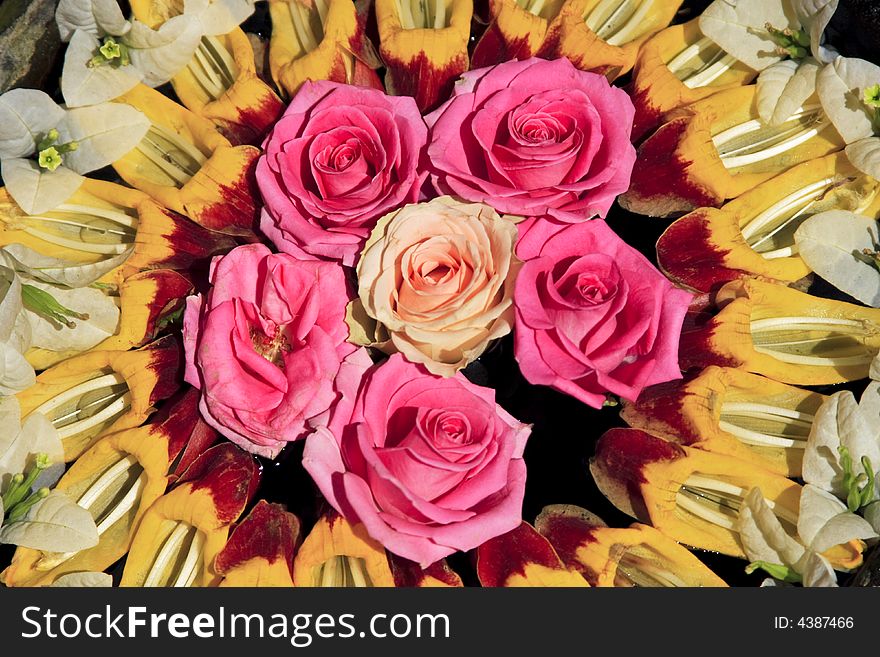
(0, 0, 62, 94)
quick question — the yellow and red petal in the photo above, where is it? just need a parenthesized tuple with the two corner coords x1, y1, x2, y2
(475, 521, 590, 587)
(269, 0, 379, 99)
(120, 442, 260, 587)
(535, 504, 727, 587)
(130, 0, 284, 145)
(292, 511, 396, 587)
(620, 86, 845, 217)
(216, 501, 302, 587)
(0, 179, 234, 273)
(387, 553, 463, 587)
(552, 0, 684, 80)
(621, 366, 826, 477)
(590, 427, 801, 558)
(376, 0, 471, 112)
(111, 84, 260, 237)
(679, 278, 880, 385)
(473, 0, 682, 80)
(628, 18, 756, 142)
(2, 391, 204, 587)
(658, 153, 880, 292)
(17, 336, 182, 461)
(471, 0, 560, 69)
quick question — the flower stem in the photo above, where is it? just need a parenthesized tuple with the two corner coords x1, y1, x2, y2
(21, 284, 89, 329)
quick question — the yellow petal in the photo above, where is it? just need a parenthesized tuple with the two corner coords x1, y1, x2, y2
(621, 366, 826, 477)
(621, 85, 846, 217)
(386, 553, 463, 587)
(2, 392, 203, 587)
(535, 504, 728, 587)
(376, 0, 471, 111)
(591, 428, 802, 559)
(1, 179, 235, 274)
(292, 512, 396, 587)
(475, 521, 590, 587)
(269, 0, 373, 98)
(17, 336, 181, 461)
(473, 0, 683, 80)
(658, 152, 880, 292)
(120, 443, 260, 587)
(680, 278, 880, 385)
(629, 18, 756, 141)
(216, 501, 301, 587)
(0, 181, 140, 265)
(111, 84, 260, 237)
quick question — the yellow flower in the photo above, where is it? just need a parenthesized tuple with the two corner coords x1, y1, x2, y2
(120, 442, 260, 587)
(475, 521, 590, 587)
(628, 18, 756, 141)
(2, 391, 204, 587)
(268, 0, 381, 99)
(679, 278, 880, 385)
(472, 0, 683, 80)
(375, 0, 471, 112)
(620, 366, 827, 477)
(17, 336, 181, 462)
(620, 85, 846, 217)
(111, 84, 261, 237)
(657, 153, 880, 292)
(290, 512, 462, 587)
(592, 428, 799, 559)
(293, 512, 396, 587)
(130, 1, 284, 145)
(535, 504, 728, 587)
(0, 180, 235, 275)
(216, 501, 301, 587)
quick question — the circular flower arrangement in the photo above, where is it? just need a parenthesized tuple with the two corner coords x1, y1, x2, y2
(1, 0, 879, 589)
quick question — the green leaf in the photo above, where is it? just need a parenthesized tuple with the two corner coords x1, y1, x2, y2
(746, 561, 803, 583)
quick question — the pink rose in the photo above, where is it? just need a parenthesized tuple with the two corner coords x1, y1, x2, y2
(257, 80, 428, 266)
(514, 218, 693, 408)
(425, 57, 636, 222)
(303, 353, 530, 566)
(182, 243, 360, 459)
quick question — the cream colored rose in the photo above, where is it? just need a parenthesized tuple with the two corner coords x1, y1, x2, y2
(350, 196, 519, 376)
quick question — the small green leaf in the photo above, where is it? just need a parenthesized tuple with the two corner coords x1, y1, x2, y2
(746, 561, 803, 583)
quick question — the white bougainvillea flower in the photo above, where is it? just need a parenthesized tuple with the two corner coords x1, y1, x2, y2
(0, 88, 150, 215)
(56, 0, 131, 41)
(0, 397, 98, 552)
(794, 210, 880, 307)
(701, 0, 838, 125)
(58, 0, 202, 107)
(817, 55, 880, 180)
(182, 0, 257, 36)
(737, 485, 877, 587)
(0, 265, 34, 396)
(803, 354, 880, 523)
(0, 247, 121, 358)
(48, 572, 113, 587)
